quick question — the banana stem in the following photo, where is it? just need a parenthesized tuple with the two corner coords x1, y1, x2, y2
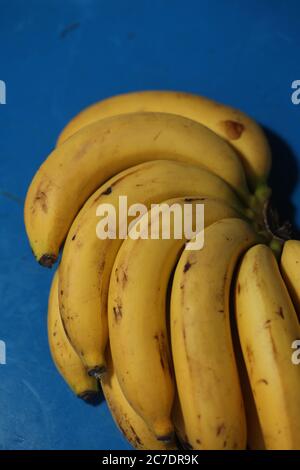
(254, 183, 272, 205)
(269, 238, 284, 259)
(246, 183, 292, 253)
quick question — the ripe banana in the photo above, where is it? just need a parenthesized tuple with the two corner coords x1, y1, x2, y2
(59, 160, 244, 376)
(235, 244, 300, 449)
(101, 348, 177, 450)
(24, 111, 251, 266)
(47, 270, 99, 401)
(108, 198, 241, 441)
(242, 371, 265, 450)
(57, 90, 271, 188)
(280, 239, 300, 320)
(231, 316, 265, 450)
(171, 218, 258, 450)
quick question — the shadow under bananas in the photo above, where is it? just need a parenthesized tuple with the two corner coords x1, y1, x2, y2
(263, 126, 300, 239)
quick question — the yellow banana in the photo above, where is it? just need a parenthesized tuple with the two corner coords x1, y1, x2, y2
(57, 90, 271, 188)
(108, 199, 241, 441)
(243, 373, 265, 450)
(101, 349, 177, 450)
(235, 244, 300, 449)
(280, 239, 300, 320)
(231, 318, 265, 450)
(59, 160, 244, 376)
(24, 111, 251, 266)
(171, 218, 258, 450)
(47, 270, 99, 401)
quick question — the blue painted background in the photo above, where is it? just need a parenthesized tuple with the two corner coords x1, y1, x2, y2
(0, 0, 299, 450)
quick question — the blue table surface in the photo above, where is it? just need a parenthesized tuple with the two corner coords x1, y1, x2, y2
(0, 0, 300, 450)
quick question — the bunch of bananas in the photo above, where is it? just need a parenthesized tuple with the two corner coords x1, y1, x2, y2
(24, 91, 300, 450)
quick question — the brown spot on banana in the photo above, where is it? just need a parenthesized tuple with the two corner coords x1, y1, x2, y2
(109, 167, 143, 190)
(153, 130, 162, 141)
(183, 261, 191, 273)
(98, 128, 112, 144)
(101, 186, 112, 196)
(99, 259, 106, 274)
(159, 355, 165, 371)
(276, 307, 284, 319)
(269, 329, 278, 357)
(181, 326, 189, 361)
(220, 120, 245, 140)
(73, 140, 94, 160)
(116, 266, 128, 288)
(252, 261, 259, 274)
(184, 197, 195, 202)
(34, 190, 48, 213)
(257, 378, 269, 385)
(93, 167, 142, 203)
(246, 344, 254, 362)
(185, 197, 206, 202)
(32, 179, 56, 218)
(113, 304, 123, 322)
(154, 332, 170, 374)
(129, 424, 143, 447)
(216, 423, 225, 436)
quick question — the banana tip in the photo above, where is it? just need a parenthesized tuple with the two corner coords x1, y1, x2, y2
(156, 431, 174, 444)
(77, 390, 103, 406)
(38, 253, 57, 268)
